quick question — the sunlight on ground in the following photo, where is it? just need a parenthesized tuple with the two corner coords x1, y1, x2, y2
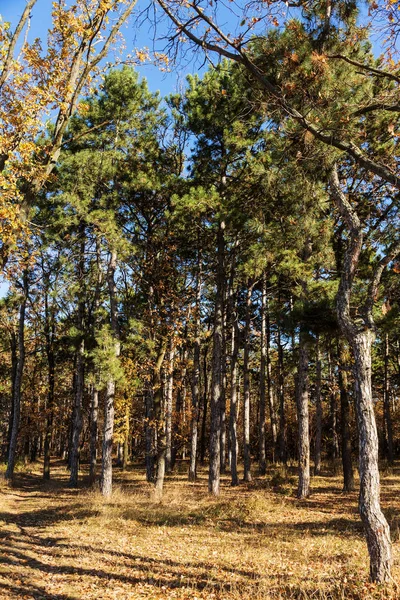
(0, 461, 399, 599)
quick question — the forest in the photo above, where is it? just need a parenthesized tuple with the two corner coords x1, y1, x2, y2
(0, 0, 399, 598)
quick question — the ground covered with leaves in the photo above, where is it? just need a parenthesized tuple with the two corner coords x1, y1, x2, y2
(0, 461, 400, 599)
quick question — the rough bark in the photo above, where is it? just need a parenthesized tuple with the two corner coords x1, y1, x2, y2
(339, 344, 354, 492)
(330, 164, 393, 582)
(165, 341, 174, 473)
(297, 330, 310, 498)
(314, 334, 322, 476)
(69, 223, 85, 488)
(101, 250, 121, 497)
(229, 299, 239, 486)
(189, 260, 202, 482)
(383, 333, 394, 464)
(5, 273, 28, 481)
(154, 343, 168, 501)
(259, 275, 268, 475)
(243, 284, 253, 483)
(89, 386, 99, 485)
(200, 345, 209, 465)
(208, 220, 225, 495)
(43, 280, 55, 481)
(277, 322, 287, 463)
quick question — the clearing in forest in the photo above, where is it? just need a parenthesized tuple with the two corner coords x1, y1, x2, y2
(0, 461, 399, 600)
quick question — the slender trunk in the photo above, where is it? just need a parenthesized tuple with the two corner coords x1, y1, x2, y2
(339, 342, 354, 492)
(266, 301, 277, 461)
(69, 223, 85, 487)
(314, 334, 322, 476)
(259, 276, 267, 475)
(296, 330, 310, 498)
(89, 385, 99, 485)
(154, 343, 167, 501)
(243, 285, 252, 483)
(122, 402, 129, 471)
(200, 346, 209, 464)
(277, 322, 286, 463)
(220, 324, 227, 474)
(230, 303, 239, 486)
(383, 333, 393, 464)
(101, 250, 121, 497)
(145, 389, 155, 482)
(328, 348, 339, 460)
(165, 341, 174, 473)
(189, 260, 202, 482)
(43, 283, 55, 480)
(5, 273, 28, 481)
(6, 331, 17, 460)
(208, 221, 225, 495)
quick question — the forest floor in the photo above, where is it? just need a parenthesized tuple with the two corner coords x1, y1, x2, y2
(0, 461, 400, 600)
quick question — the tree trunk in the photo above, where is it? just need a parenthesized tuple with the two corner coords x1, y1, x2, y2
(353, 331, 391, 581)
(208, 220, 225, 495)
(89, 385, 99, 485)
(43, 282, 55, 480)
(229, 303, 239, 486)
(165, 341, 174, 473)
(101, 250, 121, 497)
(259, 275, 267, 475)
(296, 330, 310, 498)
(243, 285, 252, 483)
(328, 348, 339, 460)
(339, 342, 354, 492)
(145, 389, 155, 482)
(5, 273, 28, 481)
(69, 223, 85, 487)
(330, 164, 393, 582)
(154, 342, 167, 501)
(383, 333, 393, 464)
(266, 300, 277, 462)
(189, 260, 202, 482)
(277, 322, 287, 463)
(200, 345, 209, 465)
(314, 334, 322, 476)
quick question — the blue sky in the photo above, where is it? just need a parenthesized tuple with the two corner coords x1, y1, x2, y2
(0, 0, 205, 97)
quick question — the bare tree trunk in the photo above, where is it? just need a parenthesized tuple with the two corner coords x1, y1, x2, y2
(339, 342, 354, 492)
(165, 340, 174, 473)
(43, 279, 55, 481)
(259, 275, 267, 475)
(266, 300, 277, 462)
(208, 221, 225, 495)
(297, 329, 310, 498)
(328, 347, 339, 460)
(243, 284, 253, 483)
(101, 250, 121, 497)
(220, 324, 227, 474)
(230, 300, 239, 486)
(189, 259, 202, 482)
(5, 273, 28, 481)
(277, 321, 287, 463)
(353, 331, 391, 581)
(330, 164, 394, 582)
(69, 223, 85, 487)
(383, 333, 393, 464)
(314, 334, 322, 476)
(145, 389, 155, 482)
(89, 385, 99, 485)
(154, 343, 167, 501)
(200, 345, 209, 465)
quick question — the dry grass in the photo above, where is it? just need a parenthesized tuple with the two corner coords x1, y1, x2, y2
(0, 460, 400, 599)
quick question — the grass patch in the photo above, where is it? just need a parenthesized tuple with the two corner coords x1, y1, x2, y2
(0, 460, 399, 599)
